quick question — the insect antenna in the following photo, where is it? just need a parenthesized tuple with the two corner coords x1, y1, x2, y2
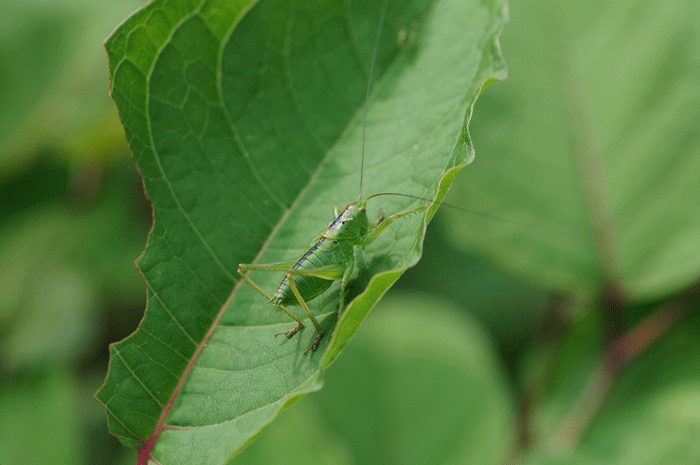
(356, 4, 556, 235)
(365, 192, 562, 233)
(359, 0, 391, 202)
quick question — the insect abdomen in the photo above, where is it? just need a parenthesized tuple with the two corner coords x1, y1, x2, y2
(272, 238, 336, 306)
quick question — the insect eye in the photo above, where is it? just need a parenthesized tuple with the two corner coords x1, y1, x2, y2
(342, 218, 354, 224)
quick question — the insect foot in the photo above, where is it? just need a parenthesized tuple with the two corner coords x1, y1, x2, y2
(275, 324, 324, 356)
(275, 323, 303, 339)
(304, 331, 325, 356)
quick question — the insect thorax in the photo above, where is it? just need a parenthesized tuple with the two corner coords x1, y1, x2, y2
(322, 202, 370, 242)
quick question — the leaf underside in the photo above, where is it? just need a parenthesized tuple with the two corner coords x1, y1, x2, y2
(95, 0, 507, 461)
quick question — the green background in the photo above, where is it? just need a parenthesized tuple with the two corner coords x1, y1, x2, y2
(1, 0, 698, 464)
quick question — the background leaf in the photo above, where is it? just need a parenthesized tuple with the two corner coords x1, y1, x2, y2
(95, 0, 507, 460)
(0, 370, 84, 464)
(0, 0, 146, 176)
(443, 0, 700, 300)
(521, 307, 700, 464)
(0, 182, 144, 370)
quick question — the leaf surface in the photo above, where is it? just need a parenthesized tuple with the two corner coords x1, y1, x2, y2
(95, 0, 507, 461)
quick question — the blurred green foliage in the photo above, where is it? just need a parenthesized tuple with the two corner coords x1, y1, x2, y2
(1, 0, 698, 463)
(0, 0, 149, 463)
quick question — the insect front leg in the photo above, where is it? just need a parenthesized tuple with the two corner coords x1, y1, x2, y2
(372, 209, 384, 227)
(338, 259, 354, 314)
(361, 203, 431, 246)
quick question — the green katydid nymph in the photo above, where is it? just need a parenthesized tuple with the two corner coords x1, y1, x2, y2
(237, 191, 430, 355)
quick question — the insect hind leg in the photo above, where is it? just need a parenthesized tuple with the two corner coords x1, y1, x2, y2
(284, 273, 323, 355)
(237, 262, 306, 340)
(283, 264, 345, 354)
(238, 262, 345, 355)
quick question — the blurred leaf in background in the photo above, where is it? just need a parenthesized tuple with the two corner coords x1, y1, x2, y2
(0, 0, 148, 463)
(0, 0, 146, 174)
(434, 0, 700, 462)
(444, 0, 700, 299)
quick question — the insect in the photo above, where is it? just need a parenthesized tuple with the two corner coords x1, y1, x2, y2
(237, 1, 433, 355)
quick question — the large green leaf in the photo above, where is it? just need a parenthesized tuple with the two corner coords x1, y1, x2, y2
(443, 0, 700, 301)
(96, 0, 507, 461)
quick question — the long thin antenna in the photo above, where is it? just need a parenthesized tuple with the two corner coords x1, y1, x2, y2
(365, 192, 564, 233)
(359, 0, 391, 201)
